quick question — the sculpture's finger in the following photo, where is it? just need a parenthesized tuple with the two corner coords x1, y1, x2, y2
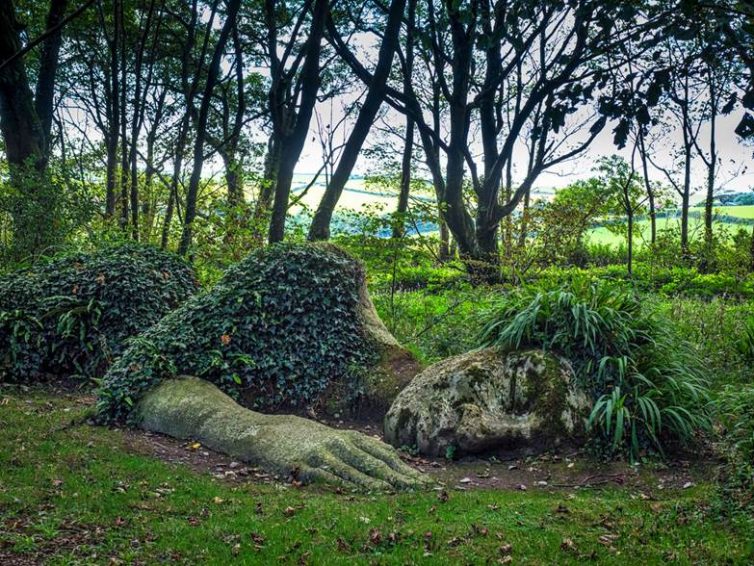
(318, 451, 392, 491)
(296, 464, 354, 488)
(332, 440, 422, 490)
(347, 433, 429, 484)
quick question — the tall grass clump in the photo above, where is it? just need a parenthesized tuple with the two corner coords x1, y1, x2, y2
(715, 385, 754, 513)
(480, 279, 711, 459)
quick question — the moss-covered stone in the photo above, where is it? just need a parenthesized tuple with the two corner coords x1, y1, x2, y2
(384, 348, 590, 457)
(136, 377, 429, 490)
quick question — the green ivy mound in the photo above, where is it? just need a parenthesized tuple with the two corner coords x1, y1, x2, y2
(0, 244, 199, 383)
(97, 243, 408, 423)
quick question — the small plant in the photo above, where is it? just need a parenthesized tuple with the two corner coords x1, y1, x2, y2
(479, 279, 711, 460)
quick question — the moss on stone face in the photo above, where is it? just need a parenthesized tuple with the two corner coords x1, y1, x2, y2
(384, 348, 590, 457)
(136, 377, 429, 490)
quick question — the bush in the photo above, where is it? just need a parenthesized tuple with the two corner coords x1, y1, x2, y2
(0, 244, 198, 382)
(716, 385, 754, 512)
(479, 280, 711, 459)
(97, 243, 380, 423)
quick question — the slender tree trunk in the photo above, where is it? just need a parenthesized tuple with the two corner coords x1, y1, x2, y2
(307, 0, 407, 241)
(178, 0, 241, 255)
(627, 209, 633, 276)
(517, 186, 531, 249)
(392, 0, 416, 240)
(392, 118, 414, 239)
(34, 0, 68, 148)
(638, 129, 656, 245)
(701, 73, 718, 272)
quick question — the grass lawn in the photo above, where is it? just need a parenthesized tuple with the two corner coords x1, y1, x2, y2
(1, 389, 752, 564)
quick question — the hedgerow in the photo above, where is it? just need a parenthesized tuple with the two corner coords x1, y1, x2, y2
(97, 243, 379, 422)
(0, 244, 198, 382)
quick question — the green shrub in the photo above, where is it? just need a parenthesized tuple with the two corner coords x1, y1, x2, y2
(479, 280, 711, 459)
(97, 244, 380, 423)
(0, 244, 198, 382)
(716, 385, 754, 512)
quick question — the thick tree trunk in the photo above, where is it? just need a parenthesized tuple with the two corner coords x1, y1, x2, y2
(266, 0, 328, 244)
(307, 0, 407, 241)
(267, 151, 298, 243)
(0, 3, 45, 169)
(34, 0, 68, 148)
(0, 0, 61, 257)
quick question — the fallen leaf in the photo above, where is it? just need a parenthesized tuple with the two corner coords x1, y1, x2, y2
(369, 528, 382, 546)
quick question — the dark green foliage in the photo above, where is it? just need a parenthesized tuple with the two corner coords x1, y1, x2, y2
(479, 280, 711, 459)
(97, 244, 379, 422)
(0, 244, 198, 382)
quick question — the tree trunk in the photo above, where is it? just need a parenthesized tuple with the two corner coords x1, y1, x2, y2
(392, 119, 414, 239)
(627, 209, 633, 276)
(701, 72, 718, 273)
(637, 129, 656, 245)
(307, 0, 407, 241)
(0, 0, 59, 257)
(178, 0, 241, 255)
(266, 0, 328, 244)
(34, 0, 68, 149)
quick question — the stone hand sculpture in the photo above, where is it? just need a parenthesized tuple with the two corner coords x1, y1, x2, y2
(137, 378, 428, 490)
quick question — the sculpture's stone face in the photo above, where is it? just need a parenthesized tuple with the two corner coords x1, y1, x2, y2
(384, 348, 590, 457)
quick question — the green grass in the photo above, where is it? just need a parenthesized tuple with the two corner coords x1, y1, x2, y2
(1, 390, 752, 564)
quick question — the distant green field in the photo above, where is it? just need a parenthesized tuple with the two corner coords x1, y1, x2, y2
(714, 205, 754, 219)
(588, 206, 754, 248)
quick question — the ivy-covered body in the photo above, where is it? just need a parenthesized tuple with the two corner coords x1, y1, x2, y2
(0, 244, 198, 382)
(97, 244, 417, 423)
